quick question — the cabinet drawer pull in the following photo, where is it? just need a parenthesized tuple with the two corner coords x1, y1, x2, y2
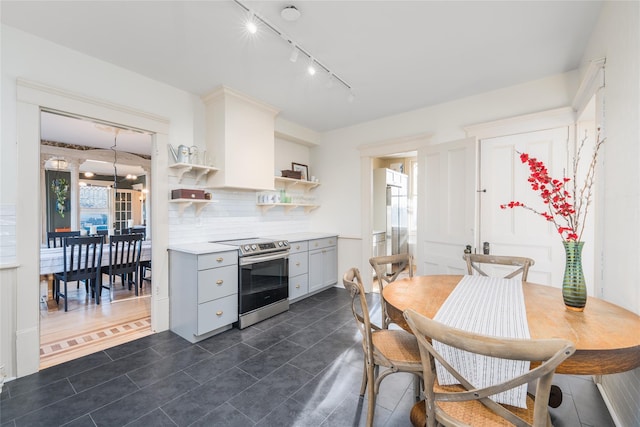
(216, 279, 223, 285)
(296, 284, 300, 289)
(216, 310, 223, 316)
(295, 262, 300, 266)
(295, 245, 300, 250)
(216, 257, 224, 263)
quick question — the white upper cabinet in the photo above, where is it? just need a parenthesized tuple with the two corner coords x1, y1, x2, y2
(202, 86, 279, 191)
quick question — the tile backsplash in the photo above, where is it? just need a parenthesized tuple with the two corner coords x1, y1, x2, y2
(168, 187, 312, 244)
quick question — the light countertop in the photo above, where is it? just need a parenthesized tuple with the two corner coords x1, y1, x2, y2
(261, 232, 338, 243)
(168, 242, 237, 255)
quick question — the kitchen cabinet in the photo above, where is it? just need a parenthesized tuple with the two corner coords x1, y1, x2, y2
(308, 237, 338, 293)
(288, 241, 309, 302)
(202, 86, 279, 191)
(169, 248, 238, 343)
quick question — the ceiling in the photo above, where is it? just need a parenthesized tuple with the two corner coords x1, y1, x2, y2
(2, 0, 602, 142)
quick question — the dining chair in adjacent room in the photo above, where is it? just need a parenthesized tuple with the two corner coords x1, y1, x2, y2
(94, 229, 109, 243)
(463, 254, 535, 281)
(403, 309, 575, 427)
(343, 267, 423, 427)
(53, 236, 104, 312)
(47, 230, 81, 248)
(100, 233, 143, 303)
(369, 253, 414, 328)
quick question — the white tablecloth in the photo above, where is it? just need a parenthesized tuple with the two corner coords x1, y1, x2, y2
(40, 241, 152, 275)
(433, 275, 530, 408)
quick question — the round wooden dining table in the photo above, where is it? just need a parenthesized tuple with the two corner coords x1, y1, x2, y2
(382, 275, 640, 375)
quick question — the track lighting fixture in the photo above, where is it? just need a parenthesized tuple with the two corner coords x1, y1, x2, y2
(246, 11, 257, 34)
(307, 59, 316, 76)
(233, 0, 352, 100)
(289, 45, 299, 63)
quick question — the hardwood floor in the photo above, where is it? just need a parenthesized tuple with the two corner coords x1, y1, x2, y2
(39, 277, 152, 369)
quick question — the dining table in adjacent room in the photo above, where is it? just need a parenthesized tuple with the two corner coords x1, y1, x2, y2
(382, 274, 640, 376)
(40, 240, 152, 276)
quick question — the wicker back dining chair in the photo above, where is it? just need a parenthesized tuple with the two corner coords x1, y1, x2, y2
(369, 253, 414, 328)
(100, 233, 143, 303)
(463, 254, 535, 281)
(53, 236, 104, 311)
(47, 230, 81, 248)
(343, 267, 423, 427)
(403, 309, 575, 427)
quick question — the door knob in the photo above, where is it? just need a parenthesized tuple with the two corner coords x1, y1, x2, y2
(483, 242, 490, 255)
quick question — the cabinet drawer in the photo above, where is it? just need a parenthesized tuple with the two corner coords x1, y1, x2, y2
(289, 241, 308, 254)
(198, 251, 238, 270)
(197, 294, 238, 335)
(198, 265, 238, 303)
(289, 252, 308, 276)
(289, 274, 308, 300)
(309, 237, 337, 250)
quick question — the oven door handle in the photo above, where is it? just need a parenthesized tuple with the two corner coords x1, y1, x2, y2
(239, 252, 289, 265)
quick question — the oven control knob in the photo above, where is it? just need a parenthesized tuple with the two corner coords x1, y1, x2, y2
(278, 241, 283, 247)
(251, 244, 257, 250)
(244, 245, 251, 252)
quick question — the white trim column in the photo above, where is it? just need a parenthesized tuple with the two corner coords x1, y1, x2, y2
(67, 159, 80, 231)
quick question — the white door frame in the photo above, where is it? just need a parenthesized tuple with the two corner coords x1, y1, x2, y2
(358, 133, 431, 292)
(15, 79, 171, 376)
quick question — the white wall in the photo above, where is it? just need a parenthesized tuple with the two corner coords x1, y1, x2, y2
(579, 2, 640, 426)
(311, 72, 579, 279)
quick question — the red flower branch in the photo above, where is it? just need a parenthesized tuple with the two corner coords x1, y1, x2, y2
(500, 131, 605, 242)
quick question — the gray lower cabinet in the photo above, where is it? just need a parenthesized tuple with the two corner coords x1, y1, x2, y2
(308, 237, 338, 293)
(288, 241, 309, 301)
(169, 249, 238, 343)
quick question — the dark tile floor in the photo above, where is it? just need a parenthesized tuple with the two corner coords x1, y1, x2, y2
(1, 287, 615, 427)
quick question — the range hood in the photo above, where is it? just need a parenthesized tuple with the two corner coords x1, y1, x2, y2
(202, 86, 279, 191)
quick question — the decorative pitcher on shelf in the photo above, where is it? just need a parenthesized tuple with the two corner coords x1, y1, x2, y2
(188, 145, 199, 165)
(168, 144, 190, 163)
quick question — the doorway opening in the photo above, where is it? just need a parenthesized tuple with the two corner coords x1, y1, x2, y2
(39, 110, 153, 369)
(370, 151, 417, 293)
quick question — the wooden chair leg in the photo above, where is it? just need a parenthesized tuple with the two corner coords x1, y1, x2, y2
(63, 281, 68, 312)
(54, 279, 60, 304)
(360, 358, 368, 396)
(413, 375, 421, 401)
(366, 362, 376, 427)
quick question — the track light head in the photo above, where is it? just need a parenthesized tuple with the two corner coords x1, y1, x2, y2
(289, 46, 299, 63)
(307, 59, 316, 76)
(246, 11, 257, 34)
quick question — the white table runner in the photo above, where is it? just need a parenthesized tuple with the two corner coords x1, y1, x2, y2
(433, 275, 530, 408)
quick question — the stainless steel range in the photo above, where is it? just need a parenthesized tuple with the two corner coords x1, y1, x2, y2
(215, 238, 290, 329)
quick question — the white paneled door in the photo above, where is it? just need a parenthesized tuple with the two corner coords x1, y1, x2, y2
(417, 137, 477, 275)
(478, 127, 573, 286)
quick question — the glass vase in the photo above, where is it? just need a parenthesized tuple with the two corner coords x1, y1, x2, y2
(562, 241, 586, 311)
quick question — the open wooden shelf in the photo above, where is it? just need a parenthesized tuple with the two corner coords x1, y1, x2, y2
(257, 203, 319, 214)
(274, 176, 319, 192)
(170, 198, 212, 216)
(169, 163, 219, 184)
